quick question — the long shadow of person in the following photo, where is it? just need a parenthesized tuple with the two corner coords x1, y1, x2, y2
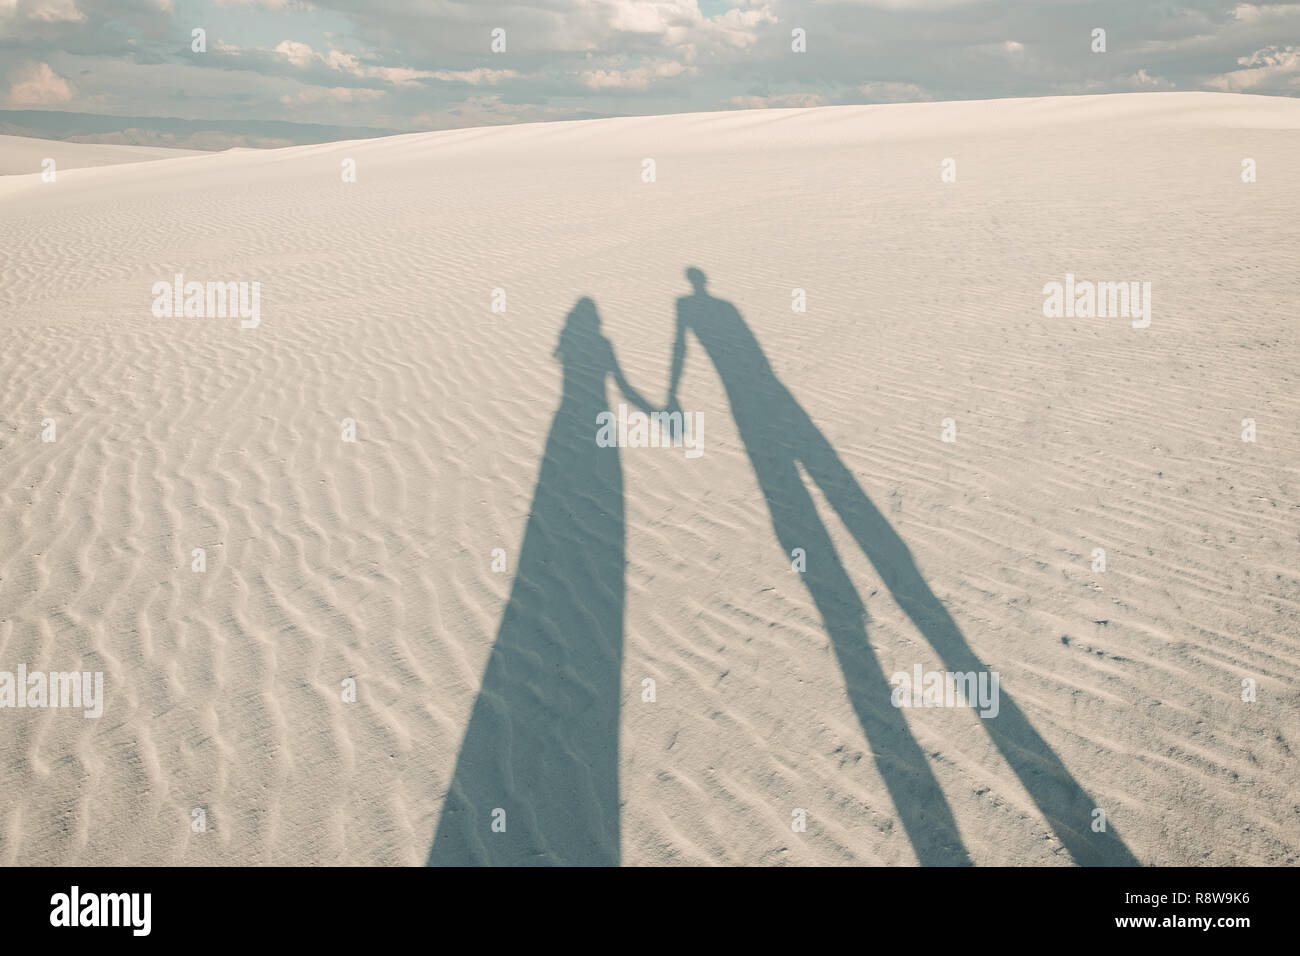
(667, 267, 1137, 866)
(428, 297, 654, 866)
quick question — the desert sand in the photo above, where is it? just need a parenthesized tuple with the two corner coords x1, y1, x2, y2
(0, 134, 201, 177)
(0, 92, 1297, 865)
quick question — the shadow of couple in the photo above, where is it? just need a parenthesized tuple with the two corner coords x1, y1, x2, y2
(427, 267, 1137, 867)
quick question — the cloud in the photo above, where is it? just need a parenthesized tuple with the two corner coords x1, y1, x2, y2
(280, 86, 385, 104)
(1128, 69, 1175, 89)
(828, 0, 983, 7)
(270, 39, 518, 87)
(580, 59, 695, 90)
(272, 39, 430, 84)
(7, 61, 75, 105)
(727, 92, 828, 108)
(25, 0, 84, 22)
(856, 81, 932, 102)
(692, 3, 778, 50)
(595, 0, 774, 45)
(216, 0, 311, 9)
(1231, 3, 1300, 22)
(273, 40, 316, 69)
(545, 0, 777, 58)
(601, 0, 699, 35)
(5, 0, 1300, 140)
(1206, 44, 1300, 90)
(366, 66, 437, 86)
(425, 68, 521, 85)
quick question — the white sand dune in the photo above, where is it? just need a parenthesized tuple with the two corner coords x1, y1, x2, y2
(0, 134, 202, 176)
(0, 92, 1297, 865)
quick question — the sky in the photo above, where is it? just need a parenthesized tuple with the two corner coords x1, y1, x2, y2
(1, 0, 1298, 146)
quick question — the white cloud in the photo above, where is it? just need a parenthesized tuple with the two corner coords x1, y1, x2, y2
(727, 92, 828, 108)
(7, 0, 1298, 136)
(839, 0, 982, 5)
(322, 49, 360, 72)
(273, 40, 421, 83)
(857, 80, 931, 102)
(26, 0, 84, 22)
(366, 66, 437, 86)
(218, 0, 312, 9)
(602, 0, 698, 35)
(696, 3, 778, 49)
(570, 0, 776, 55)
(274, 40, 316, 69)
(1231, 3, 1300, 22)
(271, 39, 518, 87)
(1129, 69, 1174, 89)
(7, 61, 74, 105)
(1206, 44, 1300, 90)
(425, 68, 521, 85)
(280, 86, 385, 104)
(580, 59, 694, 90)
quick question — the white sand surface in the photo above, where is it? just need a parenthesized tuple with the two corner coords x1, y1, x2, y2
(0, 92, 1297, 865)
(0, 134, 202, 176)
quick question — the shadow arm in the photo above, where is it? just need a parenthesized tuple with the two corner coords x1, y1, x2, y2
(613, 371, 655, 415)
(610, 348, 656, 415)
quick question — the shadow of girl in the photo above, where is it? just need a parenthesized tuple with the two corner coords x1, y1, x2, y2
(429, 297, 653, 866)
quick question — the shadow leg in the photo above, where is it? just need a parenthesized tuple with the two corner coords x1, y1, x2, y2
(756, 452, 973, 865)
(800, 423, 1138, 865)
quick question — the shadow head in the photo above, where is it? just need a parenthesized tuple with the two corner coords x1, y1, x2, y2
(554, 295, 602, 359)
(685, 267, 708, 295)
